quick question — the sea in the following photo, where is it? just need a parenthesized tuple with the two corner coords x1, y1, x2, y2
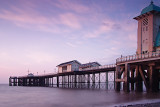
(0, 84, 160, 107)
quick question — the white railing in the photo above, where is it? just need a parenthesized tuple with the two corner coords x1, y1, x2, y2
(116, 51, 160, 63)
(18, 72, 57, 78)
(10, 76, 17, 78)
(79, 64, 116, 71)
(17, 64, 116, 78)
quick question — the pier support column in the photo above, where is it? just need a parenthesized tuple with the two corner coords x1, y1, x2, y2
(131, 69, 135, 91)
(13, 78, 15, 86)
(9, 78, 11, 86)
(78, 75, 80, 88)
(99, 73, 101, 89)
(136, 65, 143, 92)
(29, 78, 31, 86)
(68, 75, 69, 88)
(49, 78, 51, 87)
(93, 73, 95, 83)
(114, 70, 116, 89)
(82, 74, 85, 88)
(18, 78, 20, 86)
(123, 63, 130, 92)
(87, 74, 90, 89)
(148, 64, 159, 92)
(116, 66, 121, 91)
(72, 75, 74, 88)
(92, 73, 95, 89)
(45, 78, 46, 87)
(57, 76, 59, 88)
(42, 78, 45, 86)
(14, 78, 17, 86)
(22, 78, 25, 86)
(106, 72, 108, 89)
(62, 76, 64, 88)
(33, 78, 35, 86)
(74, 74, 77, 88)
(52, 77, 53, 87)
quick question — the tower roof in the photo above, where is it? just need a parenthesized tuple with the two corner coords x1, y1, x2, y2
(141, 1, 160, 15)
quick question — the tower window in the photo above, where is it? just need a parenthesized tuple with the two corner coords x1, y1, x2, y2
(142, 18, 148, 26)
(143, 27, 145, 31)
(146, 26, 148, 31)
(143, 40, 145, 43)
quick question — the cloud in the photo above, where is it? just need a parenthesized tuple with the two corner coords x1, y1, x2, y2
(51, 0, 89, 13)
(84, 18, 121, 38)
(0, 3, 82, 34)
(59, 13, 81, 29)
(66, 42, 76, 48)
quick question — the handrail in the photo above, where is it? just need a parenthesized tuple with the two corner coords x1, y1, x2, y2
(79, 64, 116, 71)
(116, 50, 160, 63)
(17, 64, 116, 78)
(18, 72, 57, 78)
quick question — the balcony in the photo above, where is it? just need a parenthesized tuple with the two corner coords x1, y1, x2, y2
(116, 51, 160, 64)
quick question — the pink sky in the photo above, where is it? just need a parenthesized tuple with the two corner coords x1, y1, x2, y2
(0, 0, 159, 83)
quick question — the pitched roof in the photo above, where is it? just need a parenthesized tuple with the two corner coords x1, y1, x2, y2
(57, 60, 81, 66)
(141, 1, 160, 15)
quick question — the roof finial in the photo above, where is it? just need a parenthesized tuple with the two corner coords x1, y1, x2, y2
(151, 0, 154, 4)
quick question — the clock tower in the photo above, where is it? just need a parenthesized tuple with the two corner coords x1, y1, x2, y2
(134, 1, 160, 54)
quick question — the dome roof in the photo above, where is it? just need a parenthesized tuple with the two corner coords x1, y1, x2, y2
(141, 1, 160, 15)
(155, 29, 160, 47)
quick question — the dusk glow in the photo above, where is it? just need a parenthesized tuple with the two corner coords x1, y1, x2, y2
(1, 0, 160, 83)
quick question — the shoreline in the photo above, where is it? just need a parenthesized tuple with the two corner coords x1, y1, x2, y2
(114, 99, 160, 107)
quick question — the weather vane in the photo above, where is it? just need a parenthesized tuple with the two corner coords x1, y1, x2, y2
(151, 0, 154, 4)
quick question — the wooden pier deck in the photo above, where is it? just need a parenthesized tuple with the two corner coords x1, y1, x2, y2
(116, 51, 160, 92)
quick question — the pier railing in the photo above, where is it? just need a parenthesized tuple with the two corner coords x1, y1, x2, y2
(79, 64, 116, 71)
(116, 51, 160, 63)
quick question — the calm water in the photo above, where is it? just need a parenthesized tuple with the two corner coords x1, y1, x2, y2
(0, 84, 160, 107)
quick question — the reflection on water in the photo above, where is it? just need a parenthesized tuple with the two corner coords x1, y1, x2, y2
(0, 84, 160, 107)
(52, 82, 115, 90)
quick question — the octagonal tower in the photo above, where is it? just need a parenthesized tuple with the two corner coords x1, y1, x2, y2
(134, 1, 160, 54)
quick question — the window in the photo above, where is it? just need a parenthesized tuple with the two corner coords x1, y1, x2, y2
(62, 66, 67, 72)
(146, 26, 148, 31)
(142, 18, 148, 26)
(143, 40, 145, 43)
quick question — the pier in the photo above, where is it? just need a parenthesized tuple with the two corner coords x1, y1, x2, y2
(9, 1, 160, 92)
(9, 57, 160, 92)
(9, 64, 116, 90)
